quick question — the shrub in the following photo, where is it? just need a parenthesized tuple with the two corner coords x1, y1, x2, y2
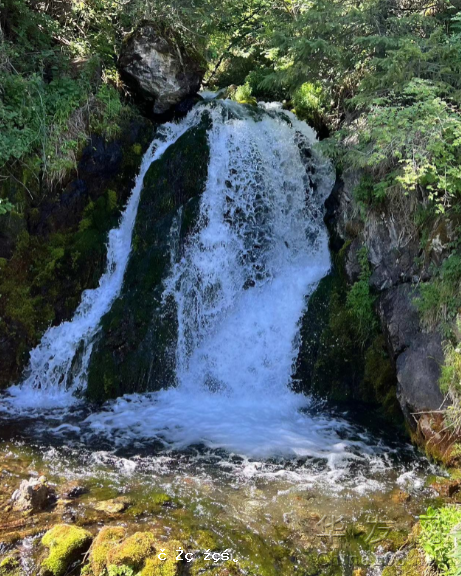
(419, 506, 461, 575)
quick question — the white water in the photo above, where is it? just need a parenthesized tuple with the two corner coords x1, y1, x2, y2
(3, 101, 403, 474)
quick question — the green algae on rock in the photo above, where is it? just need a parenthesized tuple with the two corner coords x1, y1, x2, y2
(41, 524, 92, 576)
(107, 532, 157, 571)
(0, 556, 20, 576)
(89, 527, 127, 575)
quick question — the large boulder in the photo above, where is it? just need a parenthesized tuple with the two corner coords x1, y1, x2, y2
(119, 22, 205, 114)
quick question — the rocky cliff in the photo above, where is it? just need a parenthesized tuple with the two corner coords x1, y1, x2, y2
(318, 169, 453, 429)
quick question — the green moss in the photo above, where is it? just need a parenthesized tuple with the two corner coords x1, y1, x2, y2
(41, 524, 92, 576)
(294, 239, 400, 423)
(107, 532, 157, 571)
(0, 117, 152, 390)
(89, 526, 126, 575)
(140, 540, 182, 576)
(0, 556, 20, 576)
(400, 549, 426, 576)
(381, 566, 398, 576)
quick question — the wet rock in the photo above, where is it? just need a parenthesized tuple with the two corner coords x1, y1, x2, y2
(86, 116, 211, 401)
(396, 333, 446, 421)
(324, 168, 451, 429)
(88, 530, 182, 576)
(59, 481, 88, 500)
(11, 477, 55, 512)
(93, 496, 132, 514)
(40, 524, 92, 576)
(377, 285, 446, 423)
(119, 22, 205, 114)
(430, 478, 461, 498)
(391, 489, 411, 504)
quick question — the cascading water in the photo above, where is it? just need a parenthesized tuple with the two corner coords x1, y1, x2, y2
(1, 101, 415, 478)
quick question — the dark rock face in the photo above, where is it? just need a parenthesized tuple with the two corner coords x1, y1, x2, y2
(326, 169, 450, 426)
(378, 284, 446, 418)
(378, 285, 421, 357)
(86, 116, 211, 402)
(119, 23, 205, 115)
(396, 333, 445, 421)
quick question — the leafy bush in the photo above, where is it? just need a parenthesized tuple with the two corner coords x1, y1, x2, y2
(232, 83, 257, 105)
(342, 80, 461, 213)
(292, 82, 325, 129)
(419, 506, 461, 575)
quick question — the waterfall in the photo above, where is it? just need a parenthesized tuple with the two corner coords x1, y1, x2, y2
(4, 101, 363, 461)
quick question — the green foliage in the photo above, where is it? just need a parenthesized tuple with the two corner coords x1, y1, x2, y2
(292, 82, 325, 129)
(419, 506, 461, 575)
(342, 80, 461, 213)
(232, 82, 257, 104)
(346, 247, 377, 345)
(0, 200, 13, 215)
(0, 0, 133, 194)
(416, 254, 461, 331)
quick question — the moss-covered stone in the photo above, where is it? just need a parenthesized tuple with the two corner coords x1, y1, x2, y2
(86, 115, 211, 402)
(0, 556, 20, 576)
(294, 239, 401, 423)
(140, 540, 182, 576)
(107, 532, 157, 570)
(41, 524, 92, 576)
(89, 527, 126, 575)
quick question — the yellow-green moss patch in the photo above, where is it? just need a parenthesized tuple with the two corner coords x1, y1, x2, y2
(140, 540, 182, 576)
(107, 532, 156, 570)
(89, 526, 126, 575)
(0, 556, 20, 576)
(41, 524, 92, 576)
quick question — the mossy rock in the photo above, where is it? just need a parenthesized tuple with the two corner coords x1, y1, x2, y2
(86, 115, 211, 402)
(107, 532, 157, 571)
(41, 524, 92, 576)
(89, 526, 126, 575)
(0, 556, 20, 576)
(0, 118, 153, 391)
(294, 244, 401, 424)
(140, 540, 182, 576)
